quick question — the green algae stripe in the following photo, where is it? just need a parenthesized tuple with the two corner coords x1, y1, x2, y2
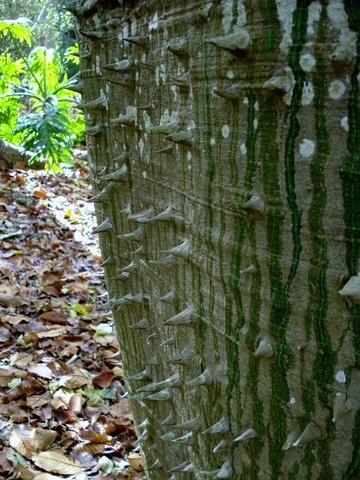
(306, 7, 334, 475)
(284, 4, 308, 292)
(341, 13, 360, 476)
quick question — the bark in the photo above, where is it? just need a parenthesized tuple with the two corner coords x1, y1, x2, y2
(0, 138, 32, 167)
(67, 0, 360, 478)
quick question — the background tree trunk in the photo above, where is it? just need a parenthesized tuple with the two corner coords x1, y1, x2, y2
(67, 0, 360, 478)
(0, 139, 32, 167)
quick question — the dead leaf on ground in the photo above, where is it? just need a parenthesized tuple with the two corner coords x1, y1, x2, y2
(0, 163, 142, 478)
(32, 450, 84, 475)
(0, 293, 28, 307)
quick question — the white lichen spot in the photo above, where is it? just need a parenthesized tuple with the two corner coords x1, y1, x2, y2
(210, 138, 216, 146)
(155, 64, 167, 87)
(226, 70, 235, 80)
(332, 29, 357, 63)
(254, 101, 259, 111)
(253, 118, 258, 130)
(95, 55, 101, 75)
(301, 81, 314, 106)
(188, 164, 192, 171)
(276, 0, 297, 55)
(299, 138, 315, 158)
(148, 12, 158, 31)
(221, 0, 246, 33)
(138, 138, 144, 156)
(143, 111, 152, 131)
(328, 79, 346, 100)
(243, 97, 249, 105)
(300, 53, 316, 72)
(93, 14, 101, 28)
(341, 116, 349, 131)
(171, 85, 178, 101)
(335, 370, 346, 383)
(327, 2, 357, 63)
(240, 143, 247, 155)
(222, 124, 230, 139)
(307, 2, 321, 36)
(327, 1, 348, 28)
(142, 170, 147, 179)
(187, 151, 192, 161)
(162, 109, 178, 124)
(290, 397, 296, 405)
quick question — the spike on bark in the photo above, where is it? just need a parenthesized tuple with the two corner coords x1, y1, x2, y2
(202, 417, 229, 434)
(234, 428, 256, 442)
(92, 218, 113, 234)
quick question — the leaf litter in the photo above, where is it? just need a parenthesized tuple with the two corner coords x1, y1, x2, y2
(0, 154, 145, 480)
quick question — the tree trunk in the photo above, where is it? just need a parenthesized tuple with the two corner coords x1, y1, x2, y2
(66, 0, 360, 478)
(0, 138, 32, 168)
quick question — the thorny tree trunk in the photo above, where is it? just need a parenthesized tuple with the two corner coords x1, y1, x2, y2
(65, 0, 360, 478)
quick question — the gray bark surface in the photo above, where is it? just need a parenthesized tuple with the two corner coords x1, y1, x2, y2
(68, 1, 360, 478)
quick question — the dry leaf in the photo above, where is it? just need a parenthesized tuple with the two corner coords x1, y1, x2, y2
(38, 311, 68, 325)
(41, 286, 60, 297)
(10, 352, 33, 367)
(112, 366, 124, 378)
(58, 369, 92, 389)
(33, 474, 63, 480)
(92, 370, 115, 388)
(0, 366, 28, 386)
(37, 326, 68, 338)
(23, 331, 39, 345)
(73, 442, 106, 455)
(50, 389, 73, 409)
(0, 293, 27, 307)
(13, 463, 35, 480)
(28, 364, 53, 380)
(32, 450, 84, 475)
(128, 452, 144, 472)
(0, 447, 13, 473)
(79, 429, 113, 444)
(9, 426, 36, 459)
(2, 313, 30, 325)
(69, 394, 85, 414)
(31, 428, 58, 451)
(32, 188, 48, 199)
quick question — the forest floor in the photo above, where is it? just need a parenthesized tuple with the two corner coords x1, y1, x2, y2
(0, 153, 144, 480)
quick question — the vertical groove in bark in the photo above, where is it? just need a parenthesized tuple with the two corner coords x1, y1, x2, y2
(68, 0, 360, 478)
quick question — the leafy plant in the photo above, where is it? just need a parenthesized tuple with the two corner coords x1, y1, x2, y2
(0, 19, 84, 171)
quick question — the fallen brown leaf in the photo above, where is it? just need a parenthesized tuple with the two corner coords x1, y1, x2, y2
(38, 311, 68, 324)
(9, 425, 36, 459)
(32, 450, 84, 475)
(0, 293, 28, 307)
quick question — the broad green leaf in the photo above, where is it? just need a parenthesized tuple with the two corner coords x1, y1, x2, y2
(0, 18, 32, 46)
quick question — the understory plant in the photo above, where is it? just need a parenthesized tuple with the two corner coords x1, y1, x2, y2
(0, 18, 84, 171)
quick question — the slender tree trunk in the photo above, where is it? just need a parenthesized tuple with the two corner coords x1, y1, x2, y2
(66, 0, 360, 478)
(0, 138, 32, 167)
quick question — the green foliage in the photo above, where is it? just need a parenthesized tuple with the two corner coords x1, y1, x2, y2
(0, 19, 84, 171)
(0, 17, 32, 46)
(64, 43, 81, 67)
(0, 0, 75, 56)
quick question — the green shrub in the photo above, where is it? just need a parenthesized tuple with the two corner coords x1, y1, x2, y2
(0, 18, 84, 171)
